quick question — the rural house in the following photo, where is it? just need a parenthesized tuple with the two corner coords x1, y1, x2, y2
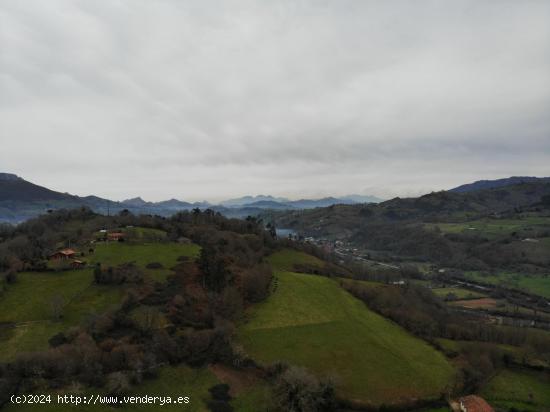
(107, 232, 125, 241)
(459, 395, 494, 412)
(49, 248, 76, 260)
(71, 259, 86, 269)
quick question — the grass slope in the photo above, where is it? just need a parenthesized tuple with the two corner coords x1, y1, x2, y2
(238, 250, 455, 405)
(481, 368, 550, 412)
(431, 287, 486, 300)
(91, 242, 199, 268)
(464, 271, 550, 299)
(0, 270, 123, 360)
(0, 242, 199, 360)
(90, 242, 200, 282)
(426, 216, 550, 238)
(265, 248, 324, 271)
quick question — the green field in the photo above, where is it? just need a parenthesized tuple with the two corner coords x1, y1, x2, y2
(426, 216, 550, 238)
(125, 226, 168, 241)
(481, 368, 550, 412)
(0, 269, 124, 360)
(230, 384, 273, 411)
(431, 287, 486, 300)
(0, 242, 200, 360)
(265, 248, 325, 271)
(90, 242, 200, 282)
(464, 271, 550, 299)
(238, 250, 455, 405)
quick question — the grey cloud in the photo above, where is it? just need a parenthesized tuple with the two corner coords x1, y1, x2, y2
(0, 0, 549, 201)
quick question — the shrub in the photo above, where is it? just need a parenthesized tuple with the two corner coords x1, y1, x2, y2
(241, 264, 272, 303)
(5, 270, 17, 284)
(106, 372, 130, 396)
(209, 384, 231, 401)
(274, 366, 336, 412)
(94, 263, 144, 284)
(48, 332, 67, 348)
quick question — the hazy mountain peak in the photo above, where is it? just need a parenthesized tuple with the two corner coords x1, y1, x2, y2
(121, 197, 149, 206)
(0, 173, 22, 181)
(340, 194, 384, 203)
(221, 195, 290, 207)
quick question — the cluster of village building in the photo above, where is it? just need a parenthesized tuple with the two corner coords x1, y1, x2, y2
(48, 230, 126, 268)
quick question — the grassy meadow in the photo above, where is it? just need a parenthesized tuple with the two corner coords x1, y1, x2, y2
(481, 368, 550, 412)
(238, 250, 455, 406)
(265, 248, 325, 271)
(0, 269, 124, 360)
(90, 241, 200, 282)
(464, 271, 550, 299)
(431, 287, 486, 300)
(426, 216, 550, 238)
(0, 240, 200, 361)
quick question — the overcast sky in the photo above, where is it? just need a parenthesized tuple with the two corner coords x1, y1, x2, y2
(1, 0, 549, 202)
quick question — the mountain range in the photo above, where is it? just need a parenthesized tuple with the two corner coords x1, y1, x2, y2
(449, 176, 550, 193)
(0, 173, 383, 224)
(270, 178, 550, 239)
(3, 172, 549, 225)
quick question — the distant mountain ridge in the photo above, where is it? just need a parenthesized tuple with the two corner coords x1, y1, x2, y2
(0, 173, 74, 202)
(271, 180, 550, 239)
(220, 195, 290, 207)
(0, 173, 21, 181)
(121, 197, 210, 210)
(0, 173, 383, 223)
(450, 176, 550, 193)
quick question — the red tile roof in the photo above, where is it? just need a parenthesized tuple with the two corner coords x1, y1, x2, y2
(460, 395, 494, 412)
(50, 248, 76, 257)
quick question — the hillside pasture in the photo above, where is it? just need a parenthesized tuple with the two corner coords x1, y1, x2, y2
(238, 268, 455, 405)
(464, 271, 550, 299)
(125, 226, 168, 241)
(481, 368, 550, 412)
(0, 242, 200, 360)
(90, 242, 200, 282)
(431, 287, 486, 300)
(426, 216, 550, 239)
(0, 270, 93, 323)
(0, 269, 124, 360)
(266, 248, 324, 272)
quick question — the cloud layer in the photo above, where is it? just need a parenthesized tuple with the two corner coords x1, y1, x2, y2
(1, 0, 549, 201)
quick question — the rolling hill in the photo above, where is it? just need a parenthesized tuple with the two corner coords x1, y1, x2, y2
(271, 181, 550, 235)
(450, 176, 550, 193)
(238, 249, 455, 406)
